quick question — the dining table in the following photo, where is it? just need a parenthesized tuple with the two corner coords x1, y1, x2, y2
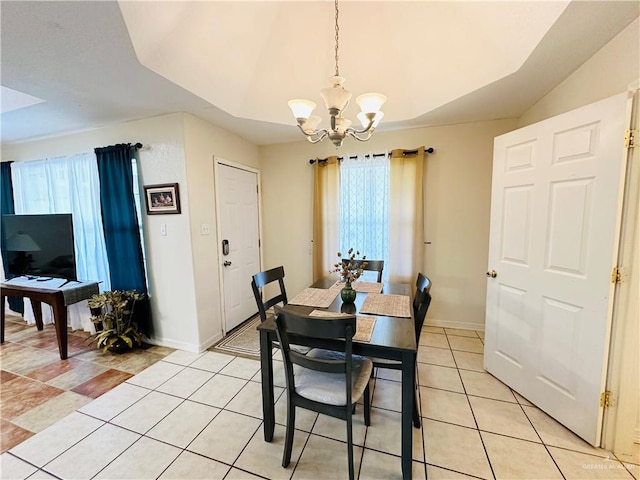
(257, 278, 417, 480)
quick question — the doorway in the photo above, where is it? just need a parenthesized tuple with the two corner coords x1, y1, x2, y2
(214, 158, 261, 334)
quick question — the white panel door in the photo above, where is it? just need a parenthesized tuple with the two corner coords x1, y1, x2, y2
(217, 163, 261, 333)
(485, 92, 630, 445)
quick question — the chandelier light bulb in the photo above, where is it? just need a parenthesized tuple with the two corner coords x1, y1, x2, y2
(356, 93, 387, 114)
(334, 116, 352, 135)
(302, 115, 322, 134)
(320, 76, 352, 112)
(288, 99, 316, 120)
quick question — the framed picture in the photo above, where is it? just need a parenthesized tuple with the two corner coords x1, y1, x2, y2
(144, 183, 181, 215)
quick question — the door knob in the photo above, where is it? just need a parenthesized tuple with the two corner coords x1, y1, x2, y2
(486, 270, 497, 278)
(223, 261, 232, 267)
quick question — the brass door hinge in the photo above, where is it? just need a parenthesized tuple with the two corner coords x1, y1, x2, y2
(624, 129, 638, 148)
(611, 267, 622, 284)
(600, 391, 614, 408)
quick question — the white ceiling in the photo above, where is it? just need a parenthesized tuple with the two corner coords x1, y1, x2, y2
(1, 1, 638, 146)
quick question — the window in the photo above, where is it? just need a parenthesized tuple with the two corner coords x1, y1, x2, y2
(11, 153, 111, 290)
(339, 154, 389, 281)
(131, 158, 149, 290)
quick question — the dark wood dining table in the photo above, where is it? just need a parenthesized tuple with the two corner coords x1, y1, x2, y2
(257, 278, 417, 480)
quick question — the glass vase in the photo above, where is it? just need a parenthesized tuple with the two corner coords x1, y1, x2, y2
(340, 281, 357, 304)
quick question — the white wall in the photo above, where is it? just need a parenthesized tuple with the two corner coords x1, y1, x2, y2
(1, 112, 259, 352)
(259, 119, 517, 330)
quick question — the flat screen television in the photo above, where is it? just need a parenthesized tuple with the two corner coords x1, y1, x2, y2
(1, 213, 77, 280)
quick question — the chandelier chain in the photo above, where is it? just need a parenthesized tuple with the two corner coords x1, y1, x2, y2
(287, 0, 385, 147)
(334, 0, 339, 77)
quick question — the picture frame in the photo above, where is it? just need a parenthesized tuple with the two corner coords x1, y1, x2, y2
(144, 183, 181, 215)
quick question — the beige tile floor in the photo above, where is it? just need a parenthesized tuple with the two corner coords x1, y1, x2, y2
(2, 325, 639, 480)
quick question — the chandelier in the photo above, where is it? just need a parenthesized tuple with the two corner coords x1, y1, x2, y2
(287, 0, 386, 148)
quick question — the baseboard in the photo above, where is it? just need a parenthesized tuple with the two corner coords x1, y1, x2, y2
(199, 332, 224, 353)
(144, 336, 202, 353)
(424, 318, 485, 332)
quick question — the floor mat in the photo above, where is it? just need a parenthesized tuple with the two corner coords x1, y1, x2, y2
(210, 315, 261, 359)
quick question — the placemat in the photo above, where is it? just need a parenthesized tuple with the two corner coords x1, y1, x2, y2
(329, 280, 383, 293)
(360, 293, 411, 318)
(288, 287, 340, 308)
(309, 310, 377, 342)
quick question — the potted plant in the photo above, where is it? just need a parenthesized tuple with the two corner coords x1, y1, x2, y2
(88, 290, 145, 353)
(331, 248, 367, 304)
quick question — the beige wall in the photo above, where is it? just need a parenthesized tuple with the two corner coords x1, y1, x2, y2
(182, 113, 259, 349)
(1, 112, 259, 352)
(519, 18, 639, 127)
(259, 119, 517, 330)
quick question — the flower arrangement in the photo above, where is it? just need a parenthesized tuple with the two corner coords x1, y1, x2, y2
(331, 248, 368, 285)
(88, 290, 145, 353)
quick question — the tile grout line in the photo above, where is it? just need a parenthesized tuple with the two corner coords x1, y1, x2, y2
(446, 329, 497, 480)
(516, 396, 567, 480)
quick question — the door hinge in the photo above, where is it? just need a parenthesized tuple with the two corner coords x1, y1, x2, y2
(600, 390, 614, 408)
(611, 266, 622, 284)
(624, 129, 638, 148)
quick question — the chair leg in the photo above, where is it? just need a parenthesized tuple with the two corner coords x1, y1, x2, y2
(346, 411, 355, 480)
(282, 401, 296, 467)
(363, 382, 371, 426)
(413, 362, 421, 428)
(412, 388, 421, 428)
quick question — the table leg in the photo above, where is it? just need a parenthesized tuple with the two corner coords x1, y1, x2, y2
(401, 351, 416, 480)
(51, 295, 68, 360)
(31, 301, 44, 331)
(260, 330, 275, 442)
(1, 295, 5, 343)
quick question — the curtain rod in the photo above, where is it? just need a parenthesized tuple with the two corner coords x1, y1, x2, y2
(309, 146, 434, 164)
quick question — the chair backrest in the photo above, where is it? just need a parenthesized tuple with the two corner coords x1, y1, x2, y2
(343, 259, 384, 283)
(251, 266, 288, 322)
(413, 273, 432, 339)
(274, 306, 357, 404)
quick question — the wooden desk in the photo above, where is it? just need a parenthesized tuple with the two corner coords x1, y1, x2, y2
(257, 279, 417, 480)
(1, 278, 99, 359)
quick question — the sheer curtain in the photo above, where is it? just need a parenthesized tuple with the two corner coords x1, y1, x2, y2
(340, 154, 390, 282)
(313, 147, 426, 285)
(11, 152, 111, 332)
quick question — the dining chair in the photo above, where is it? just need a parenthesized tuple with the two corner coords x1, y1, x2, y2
(251, 267, 311, 355)
(274, 306, 372, 480)
(251, 266, 288, 323)
(371, 272, 432, 427)
(343, 259, 384, 282)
